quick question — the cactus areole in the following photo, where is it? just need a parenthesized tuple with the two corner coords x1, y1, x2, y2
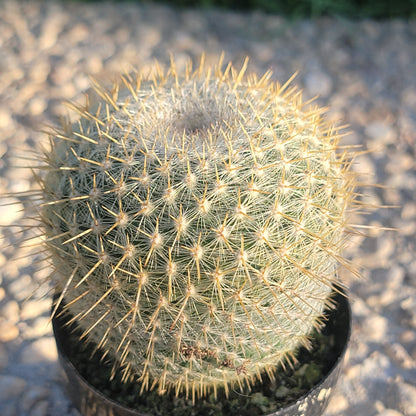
(41, 57, 358, 400)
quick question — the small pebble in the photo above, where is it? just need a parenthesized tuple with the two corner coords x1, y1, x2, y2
(396, 380, 416, 415)
(326, 392, 348, 413)
(0, 321, 19, 342)
(8, 274, 33, 302)
(0, 106, 14, 129)
(400, 329, 416, 344)
(365, 120, 395, 144)
(304, 70, 333, 97)
(21, 316, 51, 339)
(21, 299, 51, 321)
(401, 202, 416, 220)
(0, 375, 27, 400)
(29, 400, 49, 416)
(28, 97, 48, 116)
(28, 60, 51, 83)
(2, 300, 20, 324)
(22, 386, 50, 411)
(20, 337, 58, 364)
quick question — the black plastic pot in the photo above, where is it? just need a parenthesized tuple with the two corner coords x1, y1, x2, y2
(52, 289, 351, 416)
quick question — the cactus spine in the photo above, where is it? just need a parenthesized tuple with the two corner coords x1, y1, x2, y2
(40, 57, 357, 399)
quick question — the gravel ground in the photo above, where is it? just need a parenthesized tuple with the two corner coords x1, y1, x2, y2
(1, 1, 416, 415)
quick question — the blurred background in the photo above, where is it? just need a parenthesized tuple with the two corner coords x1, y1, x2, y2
(66, 0, 416, 19)
(0, 1, 415, 415)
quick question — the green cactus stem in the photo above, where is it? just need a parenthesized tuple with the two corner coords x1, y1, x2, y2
(39, 57, 359, 400)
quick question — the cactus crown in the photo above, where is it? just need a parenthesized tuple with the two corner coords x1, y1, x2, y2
(40, 57, 358, 399)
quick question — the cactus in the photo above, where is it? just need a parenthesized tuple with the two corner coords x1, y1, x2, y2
(39, 57, 357, 400)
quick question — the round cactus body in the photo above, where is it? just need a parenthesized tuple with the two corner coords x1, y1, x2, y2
(41, 58, 356, 398)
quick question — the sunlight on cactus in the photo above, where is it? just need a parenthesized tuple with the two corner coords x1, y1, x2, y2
(38, 56, 360, 399)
